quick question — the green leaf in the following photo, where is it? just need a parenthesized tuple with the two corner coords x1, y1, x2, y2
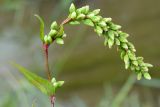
(69, 3, 76, 13)
(143, 72, 151, 80)
(83, 19, 94, 27)
(34, 14, 45, 42)
(12, 63, 55, 95)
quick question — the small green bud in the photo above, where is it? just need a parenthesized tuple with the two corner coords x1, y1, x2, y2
(77, 14, 85, 20)
(44, 35, 48, 44)
(145, 63, 153, 68)
(87, 13, 95, 18)
(124, 54, 130, 69)
(111, 24, 122, 30)
(51, 78, 56, 83)
(47, 36, 52, 44)
(108, 38, 114, 48)
(56, 38, 64, 45)
(108, 30, 114, 40)
(137, 73, 142, 80)
(48, 30, 57, 37)
(143, 72, 151, 80)
(90, 16, 101, 22)
(51, 21, 58, 30)
(53, 82, 58, 87)
(83, 19, 94, 27)
(95, 26, 103, 35)
(81, 6, 89, 14)
(121, 43, 128, 49)
(98, 21, 106, 27)
(103, 18, 112, 22)
(57, 81, 64, 87)
(132, 60, 138, 66)
(62, 34, 67, 38)
(92, 9, 100, 15)
(115, 38, 120, 45)
(70, 11, 77, 19)
(69, 3, 76, 13)
(119, 36, 128, 42)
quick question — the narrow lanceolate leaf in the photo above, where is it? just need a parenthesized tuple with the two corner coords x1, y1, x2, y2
(34, 14, 45, 42)
(12, 63, 55, 96)
(83, 19, 94, 27)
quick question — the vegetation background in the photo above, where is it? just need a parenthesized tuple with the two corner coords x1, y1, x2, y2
(0, 0, 159, 107)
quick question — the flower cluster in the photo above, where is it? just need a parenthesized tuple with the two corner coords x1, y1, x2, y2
(68, 3, 153, 80)
(43, 21, 66, 45)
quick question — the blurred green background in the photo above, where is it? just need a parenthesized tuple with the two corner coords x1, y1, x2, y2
(0, 0, 160, 107)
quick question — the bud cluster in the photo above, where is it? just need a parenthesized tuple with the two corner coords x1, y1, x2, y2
(68, 3, 153, 80)
(43, 21, 66, 45)
(51, 78, 64, 94)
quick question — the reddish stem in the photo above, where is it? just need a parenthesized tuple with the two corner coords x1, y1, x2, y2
(43, 44, 51, 81)
(42, 18, 71, 107)
(50, 95, 55, 107)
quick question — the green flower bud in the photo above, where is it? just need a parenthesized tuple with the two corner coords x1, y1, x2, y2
(48, 30, 57, 37)
(44, 35, 48, 44)
(69, 3, 76, 13)
(56, 38, 64, 45)
(92, 9, 100, 15)
(103, 18, 112, 22)
(47, 36, 52, 44)
(90, 16, 101, 22)
(87, 13, 95, 18)
(98, 21, 106, 27)
(70, 11, 77, 19)
(121, 43, 128, 49)
(137, 73, 142, 80)
(56, 81, 64, 87)
(81, 5, 89, 14)
(51, 78, 56, 83)
(77, 14, 85, 20)
(143, 72, 151, 80)
(95, 26, 103, 35)
(51, 21, 58, 30)
(62, 34, 67, 38)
